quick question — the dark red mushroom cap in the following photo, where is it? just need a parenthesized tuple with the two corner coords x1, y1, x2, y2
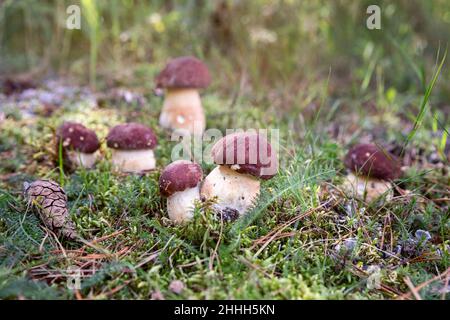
(159, 160, 203, 197)
(155, 56, 211, 89)
(106, 123, 157, 150)
(56, 122, 100, 153)
(211, 132, 278, 180)
(344, 143, 401, 180)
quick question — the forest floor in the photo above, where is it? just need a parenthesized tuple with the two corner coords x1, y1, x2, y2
(0, 74, 449, 300)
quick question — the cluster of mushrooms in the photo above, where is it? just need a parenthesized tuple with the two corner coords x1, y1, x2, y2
(160, 132, 278, 223)
(50, 56, 278, 226)
(27, 56, 403, 235)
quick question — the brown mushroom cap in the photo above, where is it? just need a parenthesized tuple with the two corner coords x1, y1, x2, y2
(211, 132, 278, 180)
(106, 123, 157, 150)
(155, 56, 211, 89)
(344, 143, 401, 180)
(56, 122, 100, 153)
(159, 160, 203, 197)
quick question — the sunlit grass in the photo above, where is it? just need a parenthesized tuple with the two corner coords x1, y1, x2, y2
(81, 0, 100, 88)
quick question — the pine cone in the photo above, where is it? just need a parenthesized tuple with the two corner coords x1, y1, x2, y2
(23, 179, 77, 239)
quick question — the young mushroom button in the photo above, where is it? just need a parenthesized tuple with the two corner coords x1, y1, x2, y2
(106, 122, 158, 173)
(159, 160, 203, 224)
(201, 132, 278, 220)
(56, 121, 100, 169)
(155, 56, 211, 135)
(343, 143, 401, 202)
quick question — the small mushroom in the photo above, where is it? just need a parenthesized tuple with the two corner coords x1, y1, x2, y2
(201, 132, 278, 218)
(159, 160, 203, 224)
(56, 122, 100, 169)
(343, 143, 401, 202)
(155, 56, 211, 135)
(106, 122, 157, 173)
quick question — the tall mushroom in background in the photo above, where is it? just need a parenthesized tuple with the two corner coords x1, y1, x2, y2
(159, 160, 203, 224)
(106, 122, 157, 173)
(343, 143, 401, 202)
(155, 56, 211, 135)
(201, 132, 278, 220)
(56, 122, 100, 169)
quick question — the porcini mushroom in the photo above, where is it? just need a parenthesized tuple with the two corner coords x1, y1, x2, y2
(343, 143, 401, 202)
(155, 56, 211, 135)
(159, 160, 203, 224)
(201, 132, 278, 219)
(56, 121, 100, 169)
(106, 122, 157, 173)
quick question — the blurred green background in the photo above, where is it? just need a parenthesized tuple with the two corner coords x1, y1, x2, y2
(1, 0, 449, 101)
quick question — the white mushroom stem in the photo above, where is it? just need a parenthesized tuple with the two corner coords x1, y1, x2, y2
(111, 149, 156, 173)
(343, 172, 393, 202)
(67, 150, 98, 169)
(159, 88, 205, 134)
(201, 165, 260, 216)
(167, 185, 200, 224)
